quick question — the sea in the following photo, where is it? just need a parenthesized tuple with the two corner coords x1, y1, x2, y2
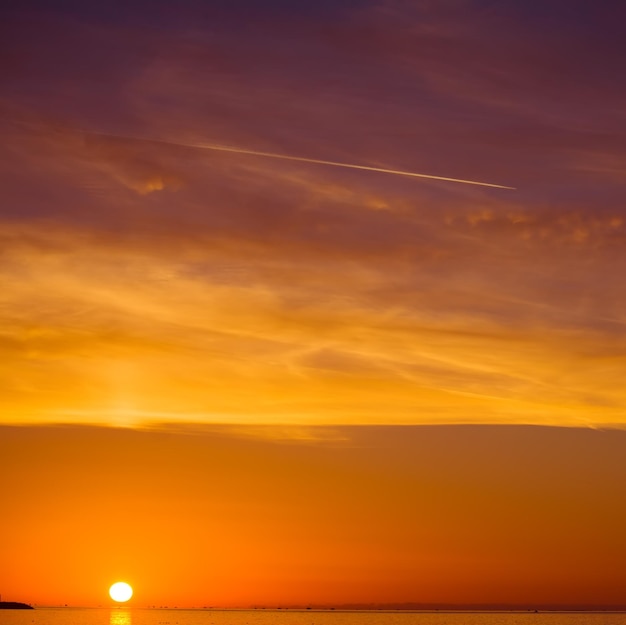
(2, 609, 626, 625)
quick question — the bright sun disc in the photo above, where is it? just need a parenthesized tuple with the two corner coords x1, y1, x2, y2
(109, 582, 133, 602)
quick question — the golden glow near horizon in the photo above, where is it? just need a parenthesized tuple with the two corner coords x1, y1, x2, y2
(109, 582, 133, 603)
(2, 425, 626, 608)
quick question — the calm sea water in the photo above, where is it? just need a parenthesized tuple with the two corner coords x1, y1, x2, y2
(2, 609, 626, 625)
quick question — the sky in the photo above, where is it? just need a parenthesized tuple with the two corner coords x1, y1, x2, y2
(1, 0, 626, 609)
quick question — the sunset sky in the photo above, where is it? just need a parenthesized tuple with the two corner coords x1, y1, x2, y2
(1, 0, 626, 610)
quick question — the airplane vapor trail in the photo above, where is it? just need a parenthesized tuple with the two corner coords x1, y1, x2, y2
(86, 130, 515, 190)
(8, 119, 514, 189)
(187, 141, 516, 189)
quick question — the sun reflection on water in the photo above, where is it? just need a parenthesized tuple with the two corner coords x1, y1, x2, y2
(110, 609, 132, 625)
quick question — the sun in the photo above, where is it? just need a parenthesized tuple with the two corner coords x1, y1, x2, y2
(109, 581, 133, 603)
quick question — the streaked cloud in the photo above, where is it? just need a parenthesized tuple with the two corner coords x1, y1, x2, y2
(1, 0, 624, 428)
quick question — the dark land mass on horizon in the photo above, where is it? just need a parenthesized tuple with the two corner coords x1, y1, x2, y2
(0, 602, 34, 609)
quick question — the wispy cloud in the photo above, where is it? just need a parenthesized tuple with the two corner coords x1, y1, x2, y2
(1, 1, 624, 428)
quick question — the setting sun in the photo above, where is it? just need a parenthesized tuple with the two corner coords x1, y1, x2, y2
(109, 582, 133, 603)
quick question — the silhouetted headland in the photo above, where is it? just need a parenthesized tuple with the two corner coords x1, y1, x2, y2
(0, 602, 34, 609)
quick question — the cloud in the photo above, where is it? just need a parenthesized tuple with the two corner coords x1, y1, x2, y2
(79, 134, 186, 194)
(1, 210, 626, 427)
(1, 1, 625, 427)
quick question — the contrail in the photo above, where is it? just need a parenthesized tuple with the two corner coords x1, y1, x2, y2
(10, 119, 515, 189)
(185, 140, 516, 189)
(81, 129, 514, 189)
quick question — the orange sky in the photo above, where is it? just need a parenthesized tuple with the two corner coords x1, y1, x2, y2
(2, 424, 626, 609)
(1, 0, 626, 609)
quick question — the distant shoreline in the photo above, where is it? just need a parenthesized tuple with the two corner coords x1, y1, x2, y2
(17, 606, 626, 613)
(0, 602, 34, 610)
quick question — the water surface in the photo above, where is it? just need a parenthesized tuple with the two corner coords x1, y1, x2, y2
(2, 609, 625, 625)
